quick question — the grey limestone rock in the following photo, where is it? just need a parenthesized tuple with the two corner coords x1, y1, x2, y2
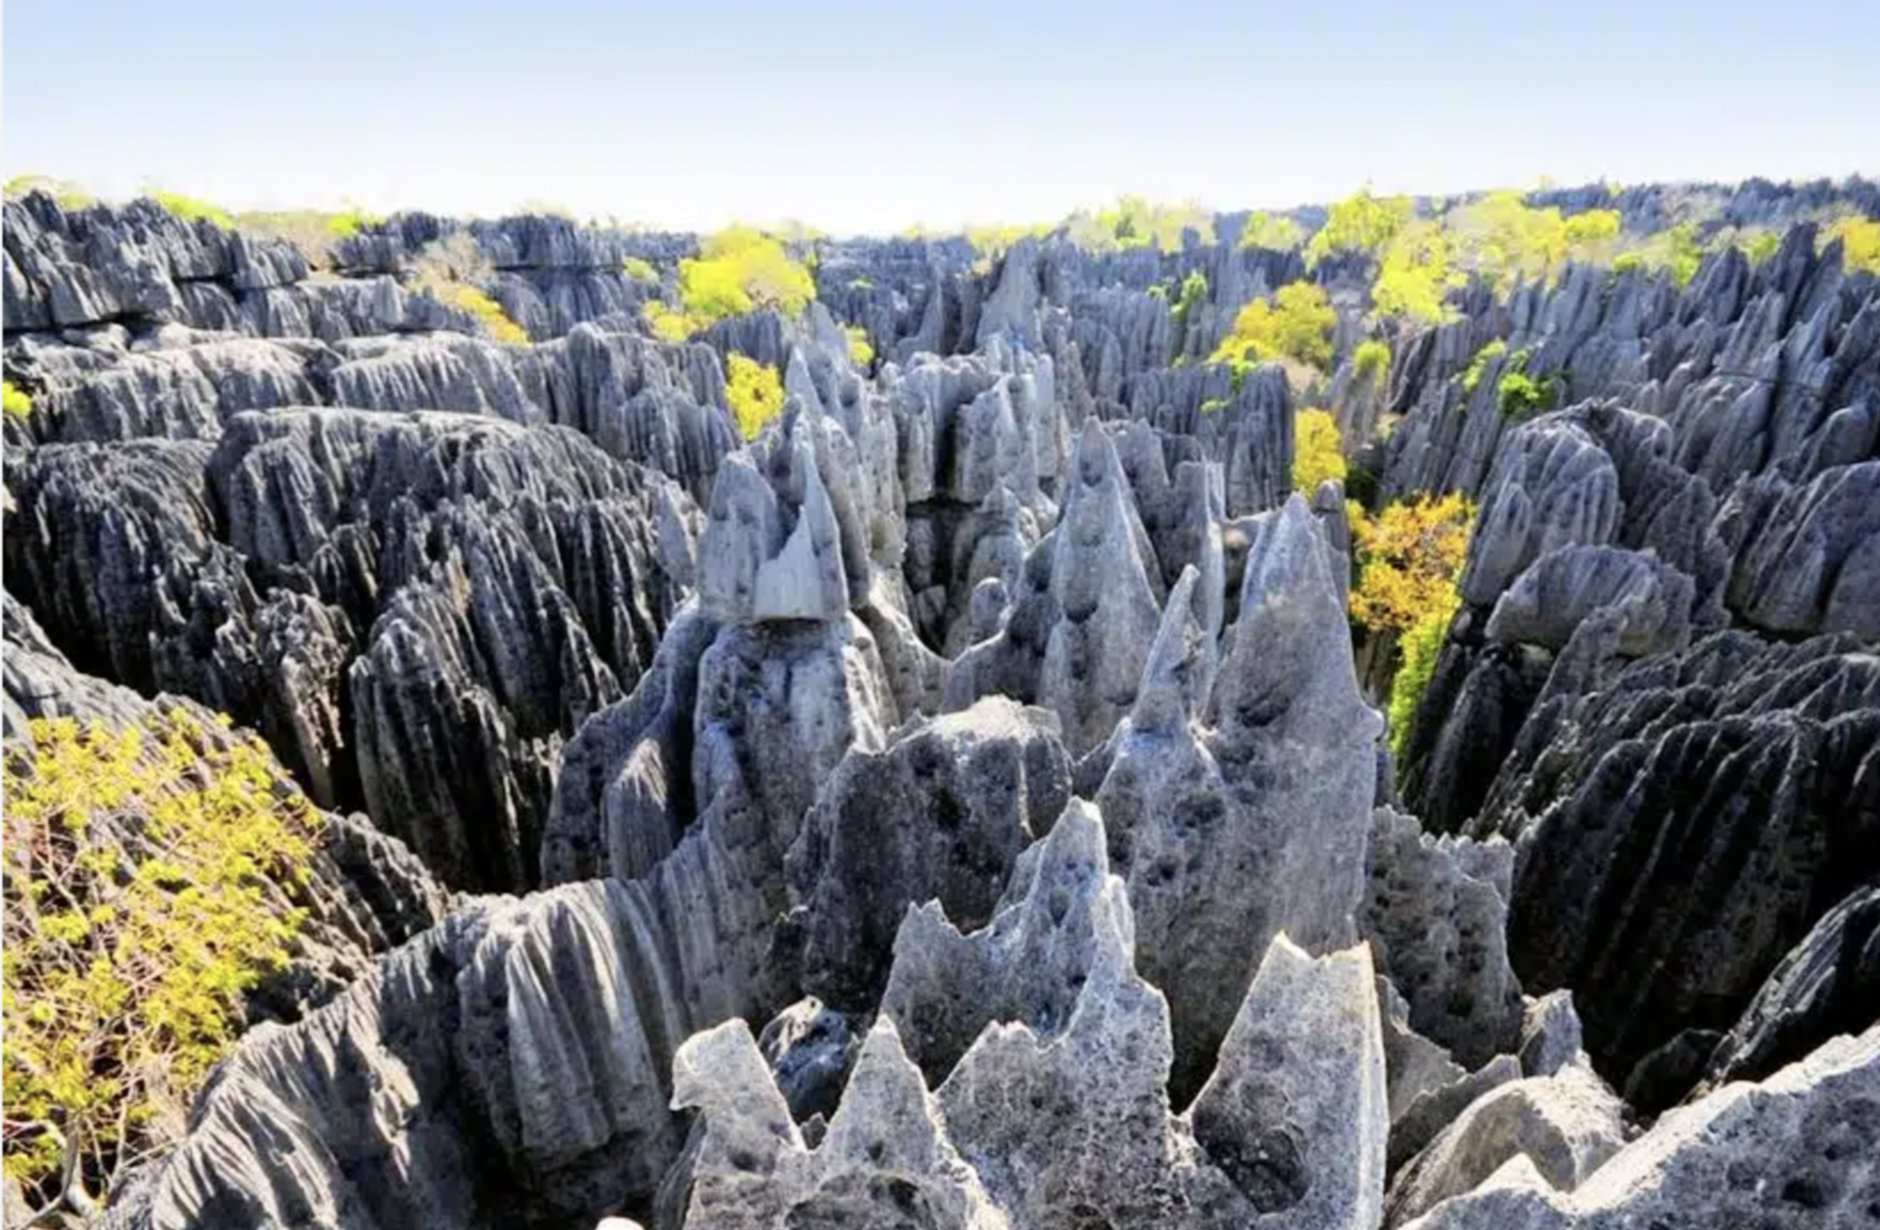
(1519, 991, 1587, 1079)
(1383, 1063, 1627, 1228)
(1037, 420, 1164, 754)
(1402, 1027, 1880, 1230)
(1694, 881, 1880, 1096)
(1362, 807, 1525, 1069)
(781, 696, 1073, 1012)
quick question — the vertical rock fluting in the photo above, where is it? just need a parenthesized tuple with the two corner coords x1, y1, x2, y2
(1091, 492, 1382, 1098)
(11, 186, 1878, 1230)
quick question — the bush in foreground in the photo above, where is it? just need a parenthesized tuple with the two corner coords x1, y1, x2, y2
(2, 711, 321, 1214)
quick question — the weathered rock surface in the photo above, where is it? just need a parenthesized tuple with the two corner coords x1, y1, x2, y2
(1473, 631, 1880, 1097)
(2, 597, 449, 1023)
(4, 408, 693, 891)
(1362, 807, 1525, 1069)
(1402, 1026, 1880, 1230)
(1384, 1063, 1627, 1227)
(779, 697, 1072, 1012)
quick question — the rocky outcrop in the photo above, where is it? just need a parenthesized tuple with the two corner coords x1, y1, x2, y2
(779, 697, 1072, 1012)
(690, 798, 1388, 1230)
(1692, 881, 1880, 1096)
(1092, 494, 1382, 1097)
(1469, 631, 1880, 1100)
(1383, 1063, 1627, 1227)
(1362, 807, 1525, 1069)
(2, 599, 449, 1023)
(1403, 1026, 1880, 1230)
(5, 408, 693, 892)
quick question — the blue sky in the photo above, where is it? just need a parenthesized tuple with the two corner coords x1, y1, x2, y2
(3, 0, 1876, 235)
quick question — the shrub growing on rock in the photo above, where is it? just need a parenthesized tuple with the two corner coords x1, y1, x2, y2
(409, 234, 530, 344)
(145, 188, 233, 230)
(1352, 339, 1391, 390)
(679, 226, 815, 324)
(1823, 214, 1880, 275)
(1212, 281, 1336, 373)
(1305, 187, 1415, 268)
(1348, 492, 1475, 638)
(725, 353, 785, 440)
(3, 380, 32, 419)
(1293, 408, 1348, 493)
(2, 711, 321, 1213)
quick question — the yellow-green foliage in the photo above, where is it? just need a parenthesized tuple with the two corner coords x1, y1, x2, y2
(1459, 340, 1508, 395)
(1443, 191, 1620, 287)
(726, 353, 785, 440)
(1064, 196, 1214, 253)
(643, 301, 703, 343)
(1293, 408, 1348, 493)
(446, 287, 530, 345)
(621, 256, 660, 284)
(679, 227, 816, 324)
(1388, 589, 1459, 762)
(844, 324, 875, 368)
(1211, 281, 1337, 372)
(230, 204, 383, 268)
(1305, 188, 1415, 269)
(1736, 229, 1783, 265)
(966, 222, 1053, 268)
(1199, 397, 1231, 415)
(147, 189, 234, 230)
(1823, 214, 1880, 275)
(847, 276, 875, 290)
(2, 711, 322, 1206)
(1613, 222, 1706, 288)
(1348, 492, 1475, 639)
(1372, 221, 1461, 324)
(1496, 365, 1559, 420)
(1172, 271, 1209, 327)
(1239, 211, 1307, 251)
(3, 381, 32, 419)
(3, 175, 94, 210)
(409, 234, 530, 344)
(1351, 339, 1391, 390)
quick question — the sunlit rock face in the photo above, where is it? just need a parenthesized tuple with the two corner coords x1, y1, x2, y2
(5, 187, 1875, 1230)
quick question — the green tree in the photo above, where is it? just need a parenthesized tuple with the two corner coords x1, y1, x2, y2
(1211, 281, 1337, 371)
(1293, 408, 1348, 493)
(1239, 211, 1307, 251)
(1305, 188, 1415, 269)
(1372, 221, 1460, 324)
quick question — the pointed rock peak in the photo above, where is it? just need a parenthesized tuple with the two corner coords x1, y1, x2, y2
(670, 1017, 804, 1152)
(1215, 493, 1375, 746)
(785, 345, 825, 418)
(1131, 565, 1209, 735)
(818, 1015, 948, 1168)
(1190, 933, 1387, 1230)
(697, 452, 784, 624)
(1071, 415, 1118, 490)
(1235, 493, 1332, 622)
(751, 437, 849, 623)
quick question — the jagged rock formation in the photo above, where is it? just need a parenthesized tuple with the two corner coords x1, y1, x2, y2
(1087, 495, 1382, 1097)
(681, 798, 1388, 1230)
(1403, 1026, 1880, 1229)
(778, 697, 1073, 1012)
(2, 594, 449, 1021)
(7, 183, 1877, 1230)
(1382, 1063, 1627, 1228)
(1469, 631, 1880, 1104)
(5, 408, 694, 892)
